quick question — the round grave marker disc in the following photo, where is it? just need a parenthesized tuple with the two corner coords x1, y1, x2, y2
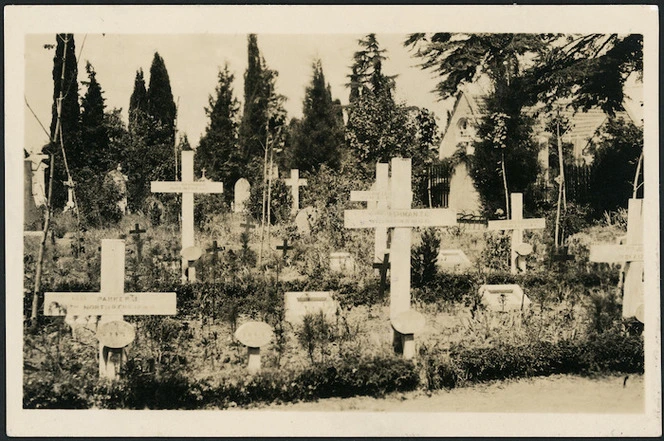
(181, 246, 203, 261)
(391, 310, 426, 335)
(515, 242, 534, 256)
(97, 320, 136, 348)
(235, 321, 274, 348)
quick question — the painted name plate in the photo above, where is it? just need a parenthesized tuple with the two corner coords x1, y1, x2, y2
(479, 284, 531, 312)
(97, 320, 136, 348)
(181, 246, 203, 261)
(344, 208, 457, 228)
(391, 309, 426, 335)
(44, 292, 177, 316)
(589, 244, 643, 263)
(151, 181, 224, 194)
(235, 321, 274, 348)
(350, 190, 390, 202)
(284, 291, 338, 325)
(487, 218, 546, 231)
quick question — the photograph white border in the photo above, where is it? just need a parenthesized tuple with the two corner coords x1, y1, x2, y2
(5, 4, 660, 437)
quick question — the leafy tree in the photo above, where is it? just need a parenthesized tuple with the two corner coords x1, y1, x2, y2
(532, 34, 643, 115)
(48, 33, 82, 209)
(404, 33, 551, 101)
(470, 78, 541, 218)
(588, 117, 643, 215)
(195, 64, 242, 204)
(288, 59, 345, 172)
(146, 52, 177, 145)
(345, 35, 439, 195)
(128, 68, 148, 133)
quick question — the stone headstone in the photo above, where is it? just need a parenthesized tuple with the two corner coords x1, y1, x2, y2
(294, 206, 318, 236)
(284, 291, 338, 325)
(329, 251, 355, 273)
(234, 178, 251, 213)
(436, 249, 472, 271)
(479, 284, 531, 312)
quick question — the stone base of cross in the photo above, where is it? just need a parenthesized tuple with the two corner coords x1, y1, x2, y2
(487, 193, 545, 274)
(590, 198, 644, 322)
(345, 158, 457, 357)
(44, 239, 176, 379)
(151, 150, 223, 282)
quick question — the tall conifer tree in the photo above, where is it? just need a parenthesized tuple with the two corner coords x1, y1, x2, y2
(196, 64, 241, 202)
(80, 62, 110, 173)
(289, 59, 345, 172)
(128, 68, 147, 133)
(48, 33, 82, 209)
(146, 52, 177, 144)
(238, 34, 267, 169)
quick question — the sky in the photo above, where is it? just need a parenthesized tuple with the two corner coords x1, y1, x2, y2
(24, 33, 453, 153)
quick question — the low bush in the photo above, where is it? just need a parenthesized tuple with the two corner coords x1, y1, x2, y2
(423, 331, 643, 390)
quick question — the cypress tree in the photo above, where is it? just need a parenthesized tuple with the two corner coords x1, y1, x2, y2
(80, 61, 109, 173)
(146, 52, 177, 144)
(195, 64, 241, 203)
(238, 34, 268, 170)
(289, 59, 345, 172)
(48, 33, 82, 209)
(128, 68, 147, 133)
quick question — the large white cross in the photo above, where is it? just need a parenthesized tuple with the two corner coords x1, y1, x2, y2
(590, 198, 644, 322)
(284, 169, 307, 215)
(487, 193, 546, 274)
(345, 158, 457, 319)
(151, 150, 223, 279)
(45, 239, 176, 379)
(350, 162, 390, 261)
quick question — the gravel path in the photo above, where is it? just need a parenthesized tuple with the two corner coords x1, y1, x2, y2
(256, 374, 644, 412)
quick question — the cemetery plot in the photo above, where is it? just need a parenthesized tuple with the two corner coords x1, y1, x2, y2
(479, 284, 531, 312)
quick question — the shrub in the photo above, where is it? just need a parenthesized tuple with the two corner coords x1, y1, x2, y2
(411, 228, 441, 288)
(246, 179, 292, 225)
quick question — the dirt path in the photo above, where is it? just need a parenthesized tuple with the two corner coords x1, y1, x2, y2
(256, 374, 644, 412)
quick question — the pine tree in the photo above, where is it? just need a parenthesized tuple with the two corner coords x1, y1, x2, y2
(146, 52, 177, 144)
(289, 59, 345, 172)
(48, 33, 82, 209)
(80, 61, 109, 173)
(195, 64, 241, 203)
(128, 68, 147, 133)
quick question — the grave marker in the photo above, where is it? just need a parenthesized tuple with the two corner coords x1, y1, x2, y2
(479, 284, 531, 312)
(284, 291, 338, 325)
(345, 158, 457, 357)
(436, 249, 472, 271)
(350, 163, 390, 261)
(151, 150, 223, 281)
(487, 193, 545, 274)
(390, 309, 426, 360)
(276, 238, 294, 260)
(44, 239, 176, 379)
(234, 321, 274, 373)
(234, 178, 251, 213)
(329, 251, 355, 273)
(284, 169, 307, 215)
(129, 223, 147, 262)
(590, 199, 644, 322)
(372, 253, 390, 299)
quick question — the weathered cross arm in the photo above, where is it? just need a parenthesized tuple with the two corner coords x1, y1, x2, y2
(44, 292, 177, 316)
(150, 181, 224, 194)
(344, 208, 457, 229)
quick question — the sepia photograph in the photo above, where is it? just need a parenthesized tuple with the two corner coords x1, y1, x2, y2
(6, 4, 660, 437)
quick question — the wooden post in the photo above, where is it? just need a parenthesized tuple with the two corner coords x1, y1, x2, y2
(350, 162, 390, 262)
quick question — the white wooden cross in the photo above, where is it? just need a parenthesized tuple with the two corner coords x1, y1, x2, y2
(345, 158, 457, 355)
(487, 193, 545, 274)
(151, 150, 223, 281)
(350, 162, 390, 262)
(590, 198, 644, 322)
(284, 169, 307, 215)
(44, 239, 177, 379)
